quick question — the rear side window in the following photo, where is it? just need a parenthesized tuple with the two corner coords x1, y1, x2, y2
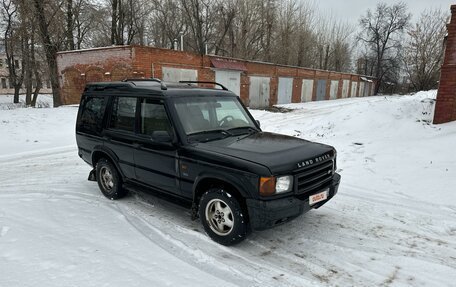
(139, 99, 171, 135)
(78, 96, 106, 135)
(110, 97, 137, 132)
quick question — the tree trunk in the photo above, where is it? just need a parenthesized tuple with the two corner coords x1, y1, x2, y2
(66, 0, 75, 50)
(23, 38, 32, 106)
(111, 0, 118, 44)
(31, 26, 41, 107)
(13, 87, 20, 103)
(323, 45, 330, 70)
(32, 0, 62, 107)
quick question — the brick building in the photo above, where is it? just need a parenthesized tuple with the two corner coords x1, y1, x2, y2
(56, 45, 376, 107)
(434, 5, 456, 124)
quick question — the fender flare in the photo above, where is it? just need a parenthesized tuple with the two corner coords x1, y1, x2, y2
(91, 146, 126, 180)
(191, 172, 253, 202)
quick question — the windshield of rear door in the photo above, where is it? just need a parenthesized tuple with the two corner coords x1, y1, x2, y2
(173, 96, 257, 139)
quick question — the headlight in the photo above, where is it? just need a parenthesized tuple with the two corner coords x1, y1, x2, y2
(276, 175, 293, 193)
(259, 175, 293, 196)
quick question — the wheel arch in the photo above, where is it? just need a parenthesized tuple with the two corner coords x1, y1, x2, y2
(192, 174, 251, 221)
(91, 146, 125, 180)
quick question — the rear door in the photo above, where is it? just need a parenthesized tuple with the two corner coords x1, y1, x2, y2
(133, 98, 179, 194)
(103, 96, 138, 179)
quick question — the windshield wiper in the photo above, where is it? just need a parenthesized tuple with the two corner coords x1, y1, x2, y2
(187, 129, 233, 143)
(226, 126, 259, 135)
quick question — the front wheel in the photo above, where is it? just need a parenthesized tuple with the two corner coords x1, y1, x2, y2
(199, 188, 249, 245)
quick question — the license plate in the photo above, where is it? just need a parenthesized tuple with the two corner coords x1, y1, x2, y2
(309, 190, 328, 205)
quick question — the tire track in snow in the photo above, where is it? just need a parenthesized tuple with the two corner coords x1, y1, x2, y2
(112, 194, 321, 287)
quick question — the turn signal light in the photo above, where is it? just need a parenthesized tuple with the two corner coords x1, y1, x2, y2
(259, 177, 276, 196)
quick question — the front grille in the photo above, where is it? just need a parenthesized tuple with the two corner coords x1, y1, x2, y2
(295, 159, 334, 196)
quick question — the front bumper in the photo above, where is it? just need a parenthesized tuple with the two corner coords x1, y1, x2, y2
(246, 173, 341, 231)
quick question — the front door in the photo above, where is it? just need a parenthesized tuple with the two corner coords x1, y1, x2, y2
(133, 98, 179, 194)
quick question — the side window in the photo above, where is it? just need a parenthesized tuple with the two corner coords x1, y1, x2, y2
(140, 99, 172, 136)
(110, 97, 137, 132)
(78, 96, 106, 135)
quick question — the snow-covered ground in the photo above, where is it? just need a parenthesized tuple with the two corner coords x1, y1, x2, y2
(0, 91, 455, 286)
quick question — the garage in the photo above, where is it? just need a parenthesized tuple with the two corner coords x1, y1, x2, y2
(162, 67, 197, 82)
(211, 58, 247, 96)
(359, 82, 365, 97)
(301, 79, 314, 102)
(341, 80, 350, 98)
(351, 81, 358, 97)
(329, 80, 339, 100)
(277, 77, 293, 104)
(215, 70, 241, 96)
(316, 79, 327, 101)
(249, 76, 270, 108)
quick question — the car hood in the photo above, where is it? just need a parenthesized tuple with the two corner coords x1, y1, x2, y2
(195, 132, 334, 174)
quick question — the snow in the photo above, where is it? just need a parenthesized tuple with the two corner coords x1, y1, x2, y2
(1, 90, 455, 286)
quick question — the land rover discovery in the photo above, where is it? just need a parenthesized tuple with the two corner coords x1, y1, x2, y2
(75, 79, 341, 245)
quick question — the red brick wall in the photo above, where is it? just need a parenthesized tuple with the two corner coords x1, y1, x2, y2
(57, 46, 134, 104)
(434, 5, 456, 124)
(57, 45, 376, 106)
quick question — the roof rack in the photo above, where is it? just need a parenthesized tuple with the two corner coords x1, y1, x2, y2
(179, 81, 228, 91)
(122, 78, 167, 90)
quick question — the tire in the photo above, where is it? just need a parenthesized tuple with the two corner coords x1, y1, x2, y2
(96, 158, 127, 200)
(199, 188, 249, 246)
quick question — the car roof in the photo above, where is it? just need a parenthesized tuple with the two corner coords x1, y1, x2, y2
(84, 79, 237, 98)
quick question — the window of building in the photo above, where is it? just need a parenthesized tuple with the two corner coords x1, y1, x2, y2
(1, 78, 6, 89)
(110, 97, 137, 132)
(14, 60, 19, 68)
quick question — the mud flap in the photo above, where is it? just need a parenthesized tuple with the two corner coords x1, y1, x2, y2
(191, 202, 199, 220)
(88, 169, 96, 181)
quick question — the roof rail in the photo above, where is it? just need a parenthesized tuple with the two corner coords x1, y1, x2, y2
(122, 78, 167, 90)
(179, 81, 228, 91)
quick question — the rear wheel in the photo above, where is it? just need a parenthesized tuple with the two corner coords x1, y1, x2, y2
(96, 158, 127, 200)
(199, 188, 249, 245)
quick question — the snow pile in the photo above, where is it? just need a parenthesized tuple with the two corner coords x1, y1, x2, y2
(0, 90, 455, 286)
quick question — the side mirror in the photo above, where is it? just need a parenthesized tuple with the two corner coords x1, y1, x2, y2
(256, 120, 261, 128)
(152, 130, 172, 143)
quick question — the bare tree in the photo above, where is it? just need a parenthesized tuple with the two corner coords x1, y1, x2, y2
(358, 2, 411, 93)
(66, 0, 75, 50)
(32, 0, 62, 107)
(404, 9, 448, 91)
(180, 0, 216, 55)
(1, 0, 24, 103)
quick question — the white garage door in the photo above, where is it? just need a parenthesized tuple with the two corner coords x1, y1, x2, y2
(277, 77, 293, 104)
(330, 80, 339, 100)
(359, 82, 365, 97)
(301, 79, 314, 102)
(215, 70, 241, 96)
(249, 76, 270, 109)
(162, 67, 197, 82)
(341, 80, 350, 98)
(351, 82, 358, 97)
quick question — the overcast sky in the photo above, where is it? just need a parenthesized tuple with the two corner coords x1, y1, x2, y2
(317, 0, 454, 25)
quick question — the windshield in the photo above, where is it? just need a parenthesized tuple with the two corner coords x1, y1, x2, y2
(173, 96, 257, 138)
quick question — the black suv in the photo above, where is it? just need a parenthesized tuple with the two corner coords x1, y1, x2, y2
(76, 79, 340, 245)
